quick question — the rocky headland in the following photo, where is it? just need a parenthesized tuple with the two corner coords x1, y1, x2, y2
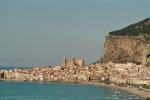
(99, 18, 150, 66)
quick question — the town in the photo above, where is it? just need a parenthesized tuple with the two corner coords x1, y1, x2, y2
(0, 57, 150, 88)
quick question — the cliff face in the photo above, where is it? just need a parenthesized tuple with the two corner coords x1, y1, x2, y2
(101, 36, 144, 64)
(100, 18, 150, 65)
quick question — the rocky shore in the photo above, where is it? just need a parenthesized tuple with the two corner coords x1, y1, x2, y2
(0, 58, 150, 98)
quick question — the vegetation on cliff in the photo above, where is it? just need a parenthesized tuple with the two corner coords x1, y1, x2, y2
(109, 18, 150, 36)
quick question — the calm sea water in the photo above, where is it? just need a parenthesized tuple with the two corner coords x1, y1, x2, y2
(0, 81, 144, 100)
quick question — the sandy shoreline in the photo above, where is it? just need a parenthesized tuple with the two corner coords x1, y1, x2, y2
(80, 82, 150, 99)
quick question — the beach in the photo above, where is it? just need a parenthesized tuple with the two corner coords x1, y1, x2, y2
(81, 82, 150, 99)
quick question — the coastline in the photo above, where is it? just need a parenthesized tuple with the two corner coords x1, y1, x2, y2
(1, 62, 150, 99)
(1, 79, 149, 99)
(80, 82, 150, 99)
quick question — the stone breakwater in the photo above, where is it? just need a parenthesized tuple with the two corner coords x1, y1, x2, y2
(0, 62, 150, 86)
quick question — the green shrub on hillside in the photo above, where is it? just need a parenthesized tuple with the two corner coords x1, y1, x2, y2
(109, 18, 150, 36)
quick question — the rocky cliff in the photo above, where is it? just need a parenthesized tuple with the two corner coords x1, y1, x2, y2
(100, 18, 150, 65)
(101, 36, 144, 64)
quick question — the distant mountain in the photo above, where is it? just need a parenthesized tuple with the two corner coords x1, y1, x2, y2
(0, 66, 32, 70)
(0, 66, 15, 70)
(109, 18, 150, 36)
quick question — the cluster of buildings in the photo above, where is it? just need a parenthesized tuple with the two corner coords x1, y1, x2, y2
(0, 58, 150, 87)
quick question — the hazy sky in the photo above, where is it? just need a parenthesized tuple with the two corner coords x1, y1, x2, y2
(0, 0, 150, 67)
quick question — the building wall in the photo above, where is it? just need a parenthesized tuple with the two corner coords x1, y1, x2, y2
(62, 57, 84, 67)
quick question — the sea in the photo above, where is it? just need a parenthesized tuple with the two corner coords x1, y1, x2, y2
(0, 81, 145, 100)
(0, 67, 145, 100)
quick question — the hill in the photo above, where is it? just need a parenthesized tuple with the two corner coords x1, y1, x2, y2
(95, 18, 150, 65)
(109, 18, 150, 36)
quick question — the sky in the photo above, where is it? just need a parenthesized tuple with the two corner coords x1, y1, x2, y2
(0, 0, 150, 67)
